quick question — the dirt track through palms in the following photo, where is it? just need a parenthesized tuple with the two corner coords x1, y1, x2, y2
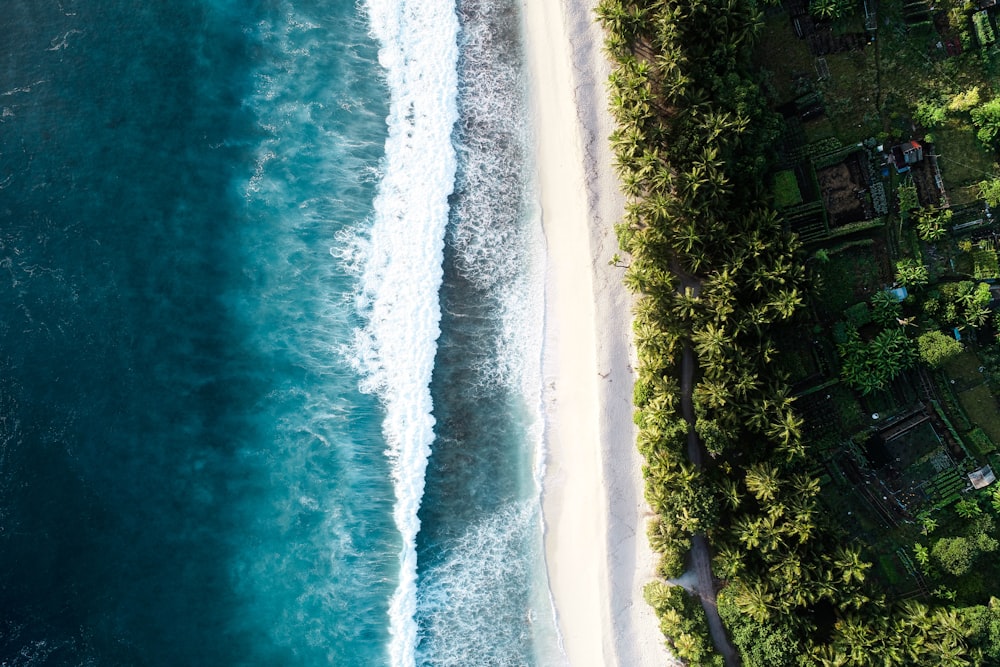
(677, 269, 740, 666)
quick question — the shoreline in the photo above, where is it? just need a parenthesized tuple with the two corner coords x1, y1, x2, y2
(523, 0, 672, 665)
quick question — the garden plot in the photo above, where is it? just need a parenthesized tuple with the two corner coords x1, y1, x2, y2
(958, 383, 1000, 444)
(817, 154, 875, 225)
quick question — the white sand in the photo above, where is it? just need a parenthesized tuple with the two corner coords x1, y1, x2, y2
(523, 0, 674, 665)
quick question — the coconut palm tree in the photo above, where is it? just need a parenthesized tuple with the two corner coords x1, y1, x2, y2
(719, 476, 743, 510)
(732, 578, 775, 623)
(767, 408, 804, 450)
(745, 461, 781, 502)
(768, 287, 804, 321)
(831, 545, 871, 585)
(714, 543, 746, 579)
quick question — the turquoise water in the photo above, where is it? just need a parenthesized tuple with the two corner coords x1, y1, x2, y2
(0, 0, 559, 665)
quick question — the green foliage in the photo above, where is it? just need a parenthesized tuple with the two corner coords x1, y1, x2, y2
(717, 590, 801, 666)
(915, 542, 931, 569)
(917, 330, 964, 368)
(913, 99, 948, 128)
(914, 206, 953, 242)
(933, 536, 977, 576)
(895, 258, 929, 288)
(962, 598, 1000, 662)
(931, 515, 999, 576)
(971, 239, 1000, 280)
(972, 97, 1000, 149)
(816, 600, 976, 664)
(595, 0, 984, 660)
(871, 291, 902, 327)
(932, 281, 992, 329)
(644, 582, 724, 666)
(956, 498, 983, 519)
(808, 0, 854, 19)
(844, 301, 872, 328)
(949, 87, 982, 113)
(967, 427, 996, 456)
(974, 10, 997, 46)
(977, 177, 1000, 207)
(696, 417, 733, 457)
(897, 179, 919, 217)
(772, 170, 802, 208)
(839, 326, 917, 394)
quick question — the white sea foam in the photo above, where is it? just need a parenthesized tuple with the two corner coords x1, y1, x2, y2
(448, 2, 543, 399)
(414, 502, 565, 667)
(410, 0, 557, 661)
(357, 1, 460, 665)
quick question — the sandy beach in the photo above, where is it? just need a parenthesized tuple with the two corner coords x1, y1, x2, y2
(523, 0, 673, 665)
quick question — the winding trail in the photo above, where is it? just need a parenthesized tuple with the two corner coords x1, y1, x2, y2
(675, 269, 741, 666)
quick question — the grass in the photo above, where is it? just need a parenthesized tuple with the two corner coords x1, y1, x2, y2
(957, 383, 1000, 445)
(877, 553, 904, 586)
(754, 16, 821, 103)
(814, 245, 882, 318)
(944, 350, 986, 391)
(966, 427, 996, 456)
(820, 49, 882, 143)
(774, 169, 804, 208)
(934, 120, 995, 194)
(831, 382, 865, 436)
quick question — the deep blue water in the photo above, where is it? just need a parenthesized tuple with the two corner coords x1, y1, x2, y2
(0, 1, 556, 665)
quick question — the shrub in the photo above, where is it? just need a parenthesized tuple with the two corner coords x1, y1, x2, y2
(917, 330, 963, 368)
(972, 97, 1000, 148)
(645, 582, 724, 666)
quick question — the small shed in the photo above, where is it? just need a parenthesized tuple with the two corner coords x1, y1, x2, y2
(891, 141, 924, 173)
(968, 465, 996, 489)
(887, 286, 908, 302)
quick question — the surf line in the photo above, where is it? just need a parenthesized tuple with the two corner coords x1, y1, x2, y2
(360, 0, 459, 665)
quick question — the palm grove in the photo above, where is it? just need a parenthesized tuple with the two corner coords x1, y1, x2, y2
(596, 0, 995, 664)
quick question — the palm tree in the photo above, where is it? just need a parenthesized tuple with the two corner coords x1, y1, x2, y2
(692, 321, 729, 361)
(719, 476, 743, 510)
(786, 509, 816, 544)
(732, 370, 760, 399)
(831, 545, 871, 585)
(732, 578, 775, 623)
(768, 287, 804, 321)
(745, 461, 781, 502)
(671, 286, 701, 320)
(735, 515, 764, 550)
(714, 543, 745, 579)
(833, 615, 879, 664)
(790, 472, 821, 499)
(694, 377, 731, 410)
(767, 408, 804, 450)
(956, 498, 982, 519)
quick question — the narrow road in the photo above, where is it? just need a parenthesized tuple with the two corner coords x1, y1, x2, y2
(680, 331, 740, 666)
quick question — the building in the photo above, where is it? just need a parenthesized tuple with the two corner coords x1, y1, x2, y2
(890, 141, 924, 173)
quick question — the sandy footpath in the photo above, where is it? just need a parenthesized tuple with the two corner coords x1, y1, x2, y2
(523, 0, 673, 665)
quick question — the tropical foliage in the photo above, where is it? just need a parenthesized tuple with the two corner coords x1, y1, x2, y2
(917, 330, 964, 368)
(597, 0, 982, 662)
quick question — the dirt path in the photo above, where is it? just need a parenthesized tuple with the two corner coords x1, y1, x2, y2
(678, 302, 741, 665)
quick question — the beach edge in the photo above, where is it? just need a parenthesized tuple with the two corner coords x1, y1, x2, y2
(523, 0, 673, 664)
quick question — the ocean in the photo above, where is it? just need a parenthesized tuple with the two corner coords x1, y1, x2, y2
(0, 0, 562, 665)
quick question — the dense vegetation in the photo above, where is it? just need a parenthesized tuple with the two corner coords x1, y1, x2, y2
(596, 0, 998, 663)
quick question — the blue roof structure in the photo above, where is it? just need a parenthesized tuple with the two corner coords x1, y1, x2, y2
(887, 286, 908, 301)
